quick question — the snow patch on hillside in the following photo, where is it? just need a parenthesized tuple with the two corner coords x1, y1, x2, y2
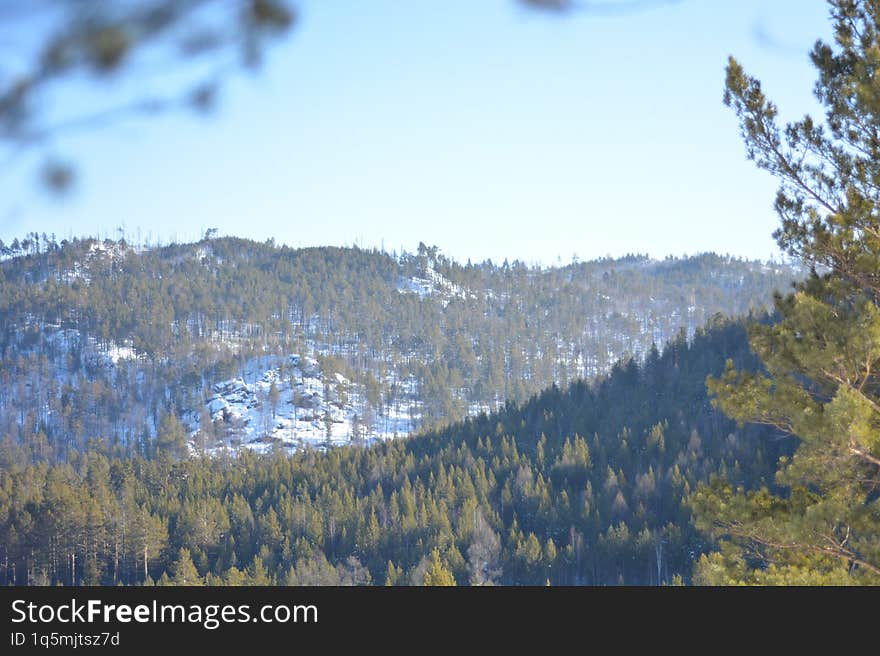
(63, 241, 134, 285)
(396, 265, 470, 305)
(195, 354, 415, 455)
(38, 326, 138, 367)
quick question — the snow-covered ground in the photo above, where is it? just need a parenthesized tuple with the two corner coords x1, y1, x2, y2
(396, 264, 471, 305)
(194, 353, 419, 455)
(16, 325, 424, 457)
(40, 326, 137, 367)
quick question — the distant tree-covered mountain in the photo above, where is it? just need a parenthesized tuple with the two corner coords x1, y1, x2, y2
(0, 234, 800, 457)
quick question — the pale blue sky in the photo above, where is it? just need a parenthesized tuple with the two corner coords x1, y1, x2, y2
(1, 0, 833, 265)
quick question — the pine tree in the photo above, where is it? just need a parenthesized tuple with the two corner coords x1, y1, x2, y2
(247, 556, 273, 585)
(154, 412, 189, 460)
(129, 506, 167, 583)
(693, 0, 880, 584)
(422, 549, 457, 586)
(170, 548, 203, 586)
(385, 561, 403, 586)
(268, 380, 280, 419)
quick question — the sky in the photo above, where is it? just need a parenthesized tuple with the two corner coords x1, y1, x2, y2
(0, 0, 835, 266)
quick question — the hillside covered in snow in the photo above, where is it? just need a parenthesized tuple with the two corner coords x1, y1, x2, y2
(0, 234, 802, 457)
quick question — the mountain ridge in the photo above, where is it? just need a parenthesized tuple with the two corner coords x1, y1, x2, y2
(0, 234, 801, 457)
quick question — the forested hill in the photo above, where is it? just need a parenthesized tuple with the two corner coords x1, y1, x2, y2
(0, 317, 792, 586)
(0, 234, 800, 456)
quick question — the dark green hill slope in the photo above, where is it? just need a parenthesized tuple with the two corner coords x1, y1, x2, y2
(0, 318, 788, 585)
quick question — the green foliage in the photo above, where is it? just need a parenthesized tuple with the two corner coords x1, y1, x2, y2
(421, 549, 457, 586)
(695, 0, 880, 585)
(169, 548, 203, 586)
(0, 319, 788, 586)
(155, 413, 189, 460)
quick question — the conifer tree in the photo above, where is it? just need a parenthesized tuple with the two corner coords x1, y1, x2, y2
(693, 0, 880, 584)
(385, 561, 403, 586)
(422, 549, 457, 586)
(169, 548, 202, 586)
(154, 412, 189, 460)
